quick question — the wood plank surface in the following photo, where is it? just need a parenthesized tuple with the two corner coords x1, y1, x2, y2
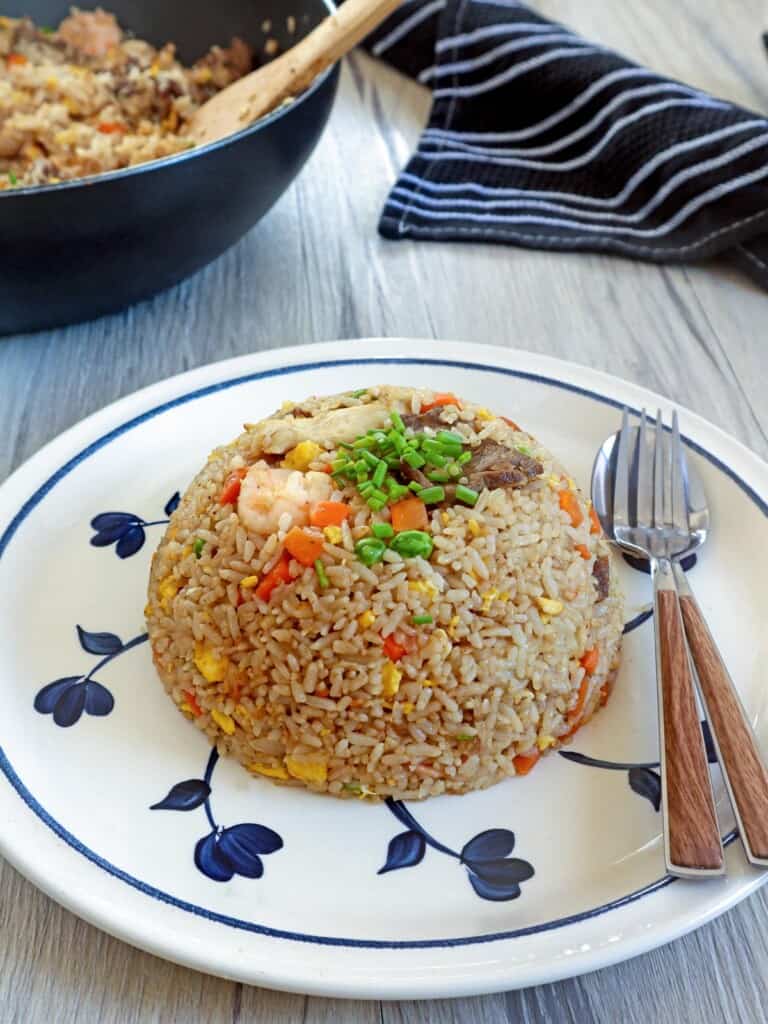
(0, 1, 766, 1020)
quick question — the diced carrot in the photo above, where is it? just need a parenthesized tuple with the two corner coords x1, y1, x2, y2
(559, 489, 584, 528)
(382, 634, 407, 661)
(255, 553, 292, 601)
(567, 676, 590, 725)
(98, 121, 126, 134)
(514, 751, 540, 776)
(219, 467, 247, 506)
(580, 645, 600, 675)
(315, 686, 330, 698)
(321, 463, 333, 474)
(502, 416, 521, 431)
(7, 52, 28, 66)
(284, 526, 325, 567)
(391, 497, 428, 533)
(421, 392, 461, 413)
(182, 690, 203, 717)
(599, 681, 612, 706)
(310, 501, 352, 528)
(575, 543, 591, 560)
(589, 504, 602, 535)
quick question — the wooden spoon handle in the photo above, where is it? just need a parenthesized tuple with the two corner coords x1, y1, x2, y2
(674, 564, 768, 866)
(653, 559, 724, 876)
(191, 0, 403, 143)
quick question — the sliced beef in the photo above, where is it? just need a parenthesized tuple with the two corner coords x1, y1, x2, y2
(402, 408, 451, 432)
(593, 555, 610, 602)
(464, 439, 543, 492)
(398, 460, 431, 490)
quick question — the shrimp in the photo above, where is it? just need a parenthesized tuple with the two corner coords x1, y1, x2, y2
(237, 466, 332, 536)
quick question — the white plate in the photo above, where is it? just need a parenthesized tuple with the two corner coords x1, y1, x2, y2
(0, 339, 766, 999)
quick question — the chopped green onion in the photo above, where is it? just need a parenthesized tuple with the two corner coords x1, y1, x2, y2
(40, 25, 55, 34)
(8, 171, 17, 186)
(360, 449, 380, 469)
(417, 485, 445, 504)
(390, 410, 406, 433)
(457, 451, 473, 465)
(408, 481, 422, 493)
(369, 487, 387, 504)
(388, 430, 406, 454)
(350, 389, 367, 398)
(456, 732, 476, 741)
(427, 469, 450, 483)
(388, 482, 410, 501)
(372, 522, 395, 539)
(390, 530, 434, 559)
(342, 781, 363, 793)
(193, 538, 205, 559)
(439, 443, 463, 459)
(412, 614, 433, 625)
(516, 444, 532, 456)
(448, 463, 462, 478)
(421, 443, 447, 468)
(436, 430, 464, 446)
(339, 441, 355, 450)
(358, 481, 375, 496)
(372, 460, 387, 488)
(402, 449, 426, 469)
(314, 559, 329, 589)
(355, 538, 387, 566)
(455, 484, 479, 506)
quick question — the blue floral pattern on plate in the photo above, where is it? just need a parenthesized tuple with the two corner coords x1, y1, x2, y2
(34, 626, 148, 726)
(151, 749, 283, 883)
(90, 491, 179, 558)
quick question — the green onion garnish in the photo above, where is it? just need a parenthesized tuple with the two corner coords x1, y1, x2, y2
(457, 451, 473, 465)
(408, 481, 422, 493)
(412, 614, 433, 625)
(342, 781, 363, 793)
(426, 469, 450, 483)
(417, 485, 445, 504)
(360, 449, 380, 469)
(436, 430, 463, 446)
(448, 464, 462, 478)
(8, 171, 17, 186)
(516, 444, 532, 456)
(350, 389, 367, 398)
(456, 732, 476, 741)
(372, 460, 387, 488)
(353, 435, 375, 449)
(455, 484, 479, 506)
(355, 538, 387, 565)
(372, 522, 395, 539)
(314, 559, 329, 589)
(402, 449, 426, 469)
(390, 410, 406, 433)
(390, 530, 434, 559)
(193, 538, 205, 559)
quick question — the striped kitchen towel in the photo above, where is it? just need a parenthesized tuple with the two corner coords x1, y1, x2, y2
(365, 0, 768, 289)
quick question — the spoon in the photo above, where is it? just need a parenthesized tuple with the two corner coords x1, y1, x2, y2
(190, 0, 404, 146)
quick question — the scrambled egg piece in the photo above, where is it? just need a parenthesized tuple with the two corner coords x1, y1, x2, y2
(194, 644, 230, 683)
(381, 661, 402, 698)
(281, 440, 322, 471)
(248, 762, 289, 780)
(285, 757, 328, 785)
(210, 709, 235, 735)
(158, 575, 178, 610)
(535, 596, 564, 616)
(323, 525, 343, 545)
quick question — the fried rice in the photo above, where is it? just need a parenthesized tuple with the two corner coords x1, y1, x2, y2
(0, 8, 251, 188)
(146, 386, 624, 801)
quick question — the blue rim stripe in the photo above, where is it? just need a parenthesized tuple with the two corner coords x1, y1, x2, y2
(0, 356, 762, 951)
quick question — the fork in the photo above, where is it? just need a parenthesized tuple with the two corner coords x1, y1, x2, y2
(666, 416, 768, 867)
(614, 409, 723, 877)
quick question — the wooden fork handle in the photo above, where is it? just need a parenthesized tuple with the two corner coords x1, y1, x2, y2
(653, 559, 724, 876)
(674, 565, 768, 866)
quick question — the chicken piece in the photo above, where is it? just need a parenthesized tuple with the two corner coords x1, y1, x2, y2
(247, 403, 391, 454)
(57, 8, 122, 58)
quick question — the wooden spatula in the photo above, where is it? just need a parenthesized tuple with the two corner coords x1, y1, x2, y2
(190, 0, 403, 146)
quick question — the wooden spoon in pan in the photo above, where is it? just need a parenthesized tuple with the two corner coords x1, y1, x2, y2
(190, 0, 403, 146)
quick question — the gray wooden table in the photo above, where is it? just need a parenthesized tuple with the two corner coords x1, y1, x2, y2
(1, 2, 767, 1020)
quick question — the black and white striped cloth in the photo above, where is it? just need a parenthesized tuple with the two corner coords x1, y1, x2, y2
(363, 0, 768, 289)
